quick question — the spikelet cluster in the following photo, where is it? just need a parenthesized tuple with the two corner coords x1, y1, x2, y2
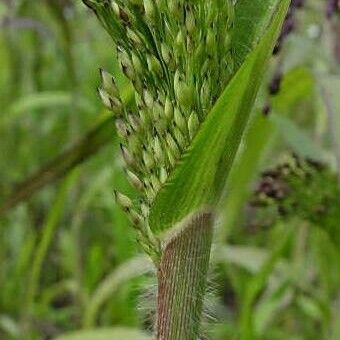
(83, 0, 235, 261)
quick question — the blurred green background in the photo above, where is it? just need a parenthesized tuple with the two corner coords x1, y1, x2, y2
(0, 1, 339, 339)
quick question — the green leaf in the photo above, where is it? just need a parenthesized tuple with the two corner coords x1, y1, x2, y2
(213, 244, 289, 280)
(271, 114, 325, 161)
(149, 0, 291, 233)
(1, 91, 96, 127)
(0, 315, 20, 339)
(332, 309, 340, 340)
(240, 224, 293, 340)
(232, 0, 286, 68)
(54, 328, 151, 340)
(319, 76, 340, 176)
(215, 246, 273, 274)
(271, 66, 315, 113)
(297, 295, 323, 321)
(25, 171, 79, 314)
(254, 287, 293, 336)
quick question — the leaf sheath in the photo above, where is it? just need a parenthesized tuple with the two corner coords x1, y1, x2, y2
(156, 210, 214, 340)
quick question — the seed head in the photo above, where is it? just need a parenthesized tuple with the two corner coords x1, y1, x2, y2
(188, 112, 200, 140)
(88, 0, 236, 256)
(126, 169, 144, 191)
(100, 68, 120, 98)
(114, 190, 133, 211)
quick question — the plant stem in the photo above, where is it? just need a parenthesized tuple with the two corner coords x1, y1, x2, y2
(156, 210, 214, 340)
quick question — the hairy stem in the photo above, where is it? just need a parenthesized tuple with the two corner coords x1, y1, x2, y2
(156, 210, 214, 340)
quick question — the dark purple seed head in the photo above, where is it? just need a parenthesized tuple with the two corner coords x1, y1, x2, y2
(269, 72, 283, 95)
(292, 0, 305, 8)
(262, 104, 272, 116)
(273, 0, 305, 56)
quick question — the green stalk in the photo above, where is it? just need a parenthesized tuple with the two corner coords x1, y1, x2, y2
(157, 210, 214, 339)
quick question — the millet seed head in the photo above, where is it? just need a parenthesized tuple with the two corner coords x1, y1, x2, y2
(88, 0, 236, 255)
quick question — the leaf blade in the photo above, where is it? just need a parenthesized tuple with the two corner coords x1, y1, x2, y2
(232, 0, 285, 68)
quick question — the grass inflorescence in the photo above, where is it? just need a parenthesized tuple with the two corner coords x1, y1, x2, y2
(252, 155, 340, 232)
(83, 0, 235, 261)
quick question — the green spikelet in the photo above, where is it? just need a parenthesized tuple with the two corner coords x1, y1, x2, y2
(86, 0, 235, 262)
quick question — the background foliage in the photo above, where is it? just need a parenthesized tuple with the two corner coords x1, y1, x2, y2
(0, 0, 339, 339)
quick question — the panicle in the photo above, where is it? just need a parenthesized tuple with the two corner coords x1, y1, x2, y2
(89, 0, 236, 258)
